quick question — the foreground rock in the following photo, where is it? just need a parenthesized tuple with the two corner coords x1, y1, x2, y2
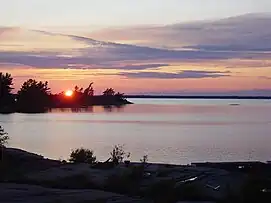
(23, 162, 245, 201)
(1, 148, 271, 202)
(0, 147, 61, 181)
(0, 183, 149, 203)
(25, 163, 115, 188)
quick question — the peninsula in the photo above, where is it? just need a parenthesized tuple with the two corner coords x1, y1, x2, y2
(0, 73, 132, 114)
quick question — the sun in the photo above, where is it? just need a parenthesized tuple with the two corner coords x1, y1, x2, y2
(64, 90, 74, 97)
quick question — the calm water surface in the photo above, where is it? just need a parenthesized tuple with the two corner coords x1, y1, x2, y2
(1, 99, 271, 164)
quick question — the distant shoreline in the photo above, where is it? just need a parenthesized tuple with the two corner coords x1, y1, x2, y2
(126, 95, 271, 100)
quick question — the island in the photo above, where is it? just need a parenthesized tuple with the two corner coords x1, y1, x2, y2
(0, 73, 132, 114)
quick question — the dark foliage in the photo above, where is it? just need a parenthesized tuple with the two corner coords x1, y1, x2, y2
(0, 73, 15, 110)
(69, 148, 97, 164)
(103, 88, 115, 96)
(0, 126, 9, 147)
(83, 82, 94, 97)
(51, 83, 130, 109)
(110, 145, 130, 165)
(16, 79, 50, 113)
(0, 72, 13, 97)
(1, 73, 131, 113)
(140, 155, 148, 164)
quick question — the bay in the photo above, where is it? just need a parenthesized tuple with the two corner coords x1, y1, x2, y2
(1, 98, 270, 164)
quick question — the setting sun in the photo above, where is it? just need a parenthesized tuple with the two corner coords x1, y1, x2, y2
(64, 90, 74, 97)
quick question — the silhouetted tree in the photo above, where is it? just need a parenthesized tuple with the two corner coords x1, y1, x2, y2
(84, 82, 94, 96)
(72, 85, 84, 104)
(69, 148, 96, 164)
(0, 126, 9, 147)
(74, 85, 79, 92)
(140, 155, 148, 164)
(115, 92, 124, 97)
(0, 73, 14, 106)
(115, 92, 125, 100)
(16, 79, 50, 113)
(103, 88, 115, 96)
(74, 86, 84, 93)
(110, 145, 130, 165)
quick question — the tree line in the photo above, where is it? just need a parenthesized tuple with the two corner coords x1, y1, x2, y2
(0, 72, 130, 113)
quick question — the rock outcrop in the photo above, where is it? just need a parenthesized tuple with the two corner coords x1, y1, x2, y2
(0, 183, 149, 203)
(2, 148, 270, 202)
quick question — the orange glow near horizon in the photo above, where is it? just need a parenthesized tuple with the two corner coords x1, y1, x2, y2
(64, 90, 74, 97)
(1, 66, 271, 95)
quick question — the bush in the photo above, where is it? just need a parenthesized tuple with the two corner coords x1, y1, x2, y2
(140, 155, 148, 164)
(69, 148, 96, 164)
(110, 144, 130, 165)
(0, 126, 9, 147)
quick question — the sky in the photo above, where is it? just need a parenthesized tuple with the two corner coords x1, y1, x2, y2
(0, 0, 271, 95)
(1, 0, 271, 27)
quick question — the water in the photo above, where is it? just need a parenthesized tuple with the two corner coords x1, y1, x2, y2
(1, 99, 270, 164)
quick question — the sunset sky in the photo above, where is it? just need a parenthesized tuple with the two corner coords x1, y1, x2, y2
(1, 0, 271, 95)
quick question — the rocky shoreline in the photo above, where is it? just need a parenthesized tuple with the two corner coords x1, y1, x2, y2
(1, 148, 270, 203)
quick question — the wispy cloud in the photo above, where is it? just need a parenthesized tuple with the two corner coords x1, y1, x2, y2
(118, 70, 231, 79)
(88, 13, 271, 52)
(0, 48, 269, 70)
(65, 63, 170, 70)
(1, 15, 271, 71)
(0, 14, 271, 95)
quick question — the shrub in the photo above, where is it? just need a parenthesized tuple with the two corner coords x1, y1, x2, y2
(140, 155, 148, 164)
(0, 126, 9, 147)
(69, 148, 96, 164)
(110, 144, 130, 165)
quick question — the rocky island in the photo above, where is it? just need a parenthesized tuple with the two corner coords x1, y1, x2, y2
(0, 73, 132, 114)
